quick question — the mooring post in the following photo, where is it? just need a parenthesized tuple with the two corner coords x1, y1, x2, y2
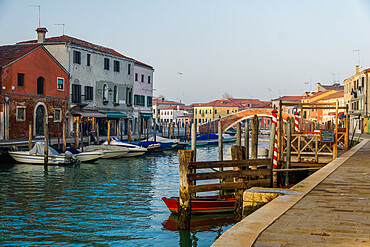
(231, 145, 246, 221)
(251, 115, 259, 160)
(245, 121, 250, 159)
(146, 119, 149, 141)
(62, 120, 66, 153)
(107, 120, 111, 145)
(285, 118, 291, 186)
(236, 122, 241, 146)
(191, 122, 197, 162)
(334, 99, 339, 159)
(57, 122, 60, 149)
(172, 122, 175, 139)
(96, 121, 100, 144)
(80, 118, 84, 152)
(177, 122, 180, 138)
(345, 104, 349, 150)
(218, 121, 224, 195)
(28, 121, 32, 150)
(178, 149, 194, 230)
(128, 120, 132, 144)
(116, 121, 119, 139)
(268, 121, 276, 188)
(44, 117, 48, 166)
(75, 117, 79, 149)
(138, 122, 141, 145)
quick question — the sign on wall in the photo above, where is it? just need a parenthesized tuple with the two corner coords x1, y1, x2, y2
(320, 129, 334, 143)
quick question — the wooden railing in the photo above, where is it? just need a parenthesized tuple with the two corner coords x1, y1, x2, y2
(178, 146, 272, 229)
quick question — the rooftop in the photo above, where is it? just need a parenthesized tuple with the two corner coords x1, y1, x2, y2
(0, 44, 41, 68)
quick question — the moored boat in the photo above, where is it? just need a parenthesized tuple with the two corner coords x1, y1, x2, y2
(8, 142, 78, 165)
(162, 195, 235, 214)
(83, 145, 129, 159)
(103, 137, 147, 157)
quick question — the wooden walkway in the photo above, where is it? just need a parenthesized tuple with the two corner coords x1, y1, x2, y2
(213, 138, 370, 247)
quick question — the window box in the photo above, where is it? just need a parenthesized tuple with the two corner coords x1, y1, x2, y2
(103, 100, 109, 105)
(113, 103, 120, 107)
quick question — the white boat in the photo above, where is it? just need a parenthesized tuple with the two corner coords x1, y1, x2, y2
(103, 137, 147, 157)
(76, 151, 105, 162)
(83, 145, 129, 159)
(8, 142, 78, 165)
(148, 136, 180, 148)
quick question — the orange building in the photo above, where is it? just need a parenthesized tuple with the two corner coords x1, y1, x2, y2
(0, 43, 69, 140)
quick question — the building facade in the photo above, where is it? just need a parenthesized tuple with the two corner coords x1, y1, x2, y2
(0, 44, 69, 140)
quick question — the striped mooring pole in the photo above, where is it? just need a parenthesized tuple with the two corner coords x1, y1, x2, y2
(271, 109, 278, 168)
(294, 111, 299, 132)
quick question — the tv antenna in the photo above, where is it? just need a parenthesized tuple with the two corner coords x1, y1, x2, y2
(29, 5, 41, 27)
(54, 24, 65, 35)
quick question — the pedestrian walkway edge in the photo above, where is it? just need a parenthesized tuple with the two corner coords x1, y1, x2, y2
(211, 139, 369, 247)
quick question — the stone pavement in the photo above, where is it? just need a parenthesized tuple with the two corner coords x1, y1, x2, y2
(253, 141, 370, 247)
(212, 139, 370, 247)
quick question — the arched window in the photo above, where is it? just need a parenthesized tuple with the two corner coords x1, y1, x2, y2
(103, 84, 108, 101)
(113, 85, 118, 103)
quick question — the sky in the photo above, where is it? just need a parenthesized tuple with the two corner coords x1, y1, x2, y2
(1, 0, 370, 104)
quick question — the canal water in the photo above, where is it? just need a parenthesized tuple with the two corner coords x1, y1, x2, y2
(0, 141, 268, 246)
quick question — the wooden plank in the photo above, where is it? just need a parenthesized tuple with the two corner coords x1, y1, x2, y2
(189, 179, 271, 193)
(273, 167, 321, 172)
(290, 163, 326, 167)
(189, 158, 271, 169)
(187, 169, 271, 181)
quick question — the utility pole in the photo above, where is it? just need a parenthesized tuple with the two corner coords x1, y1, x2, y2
(29, 5, 41, 27)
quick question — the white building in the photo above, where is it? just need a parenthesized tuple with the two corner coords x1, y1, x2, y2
(19, 28, 136, 136)
(133, 61, 154, 133)
(159, 105, 190, 125)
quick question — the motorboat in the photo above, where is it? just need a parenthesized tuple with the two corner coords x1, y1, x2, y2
(131, 141, 161, 151)
(56, 147, 105, 162)
(83, 145, 129, 159)
(162, 195, 235, 214)
(149, 136, 180, 149)
(102, 137, 147, 157)
(8, 142, 78, 165)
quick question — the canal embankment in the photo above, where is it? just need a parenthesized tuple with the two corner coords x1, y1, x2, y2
(212, 137, 370, 246)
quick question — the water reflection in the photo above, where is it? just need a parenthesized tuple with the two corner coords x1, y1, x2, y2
(0, 142, 263, 246)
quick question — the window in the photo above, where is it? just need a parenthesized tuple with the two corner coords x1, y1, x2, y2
(135, 73, 138, 81)
(57, 77, 64, 91)
(128, 64, 131, 75)
(72, 84, 81, 103)
(85, 86, 93, 101)
(147, 96, 153, 107)
(141, 74, 144, 82)
(103, 84, 108, 101)
(141, 95, 145, 106)
(73, 51, 81, 64)
(205, 110, 207, 114)
(54, 108, 61, 122)
(134, 94, 139, 106)
(17, 73, 24, 86)
(126, 88, 132, 105)
(134, 95, 145, 106)
(37, 77, 44, 95)
(362, 77, 365, 88)
(114, 60, 120, 72)
(227, 110, 229, 114)
(104, 58, 110, 70)
(16, 106, 26, 121)
(87, 54, 91, 66)
(215, 109, 217, 114)
(148, 76, 151, 84)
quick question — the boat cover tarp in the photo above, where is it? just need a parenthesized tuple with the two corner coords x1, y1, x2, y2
(196, 134, 218, 140)
(149, 136, 180, 143)
(30, 142, 61, 156)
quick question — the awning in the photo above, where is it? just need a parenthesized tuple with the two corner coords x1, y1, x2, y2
(99, 111, 127, 118)
(71, 109, 107, 118)
(141, 113, 153, 118)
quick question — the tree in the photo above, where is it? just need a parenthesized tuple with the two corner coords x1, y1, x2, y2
(222, 92, 232, 99)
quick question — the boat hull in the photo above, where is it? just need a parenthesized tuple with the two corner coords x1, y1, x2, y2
(9, 151, 68, 165)
(76, 151, 105, 162)
(162, 195, 235, 214)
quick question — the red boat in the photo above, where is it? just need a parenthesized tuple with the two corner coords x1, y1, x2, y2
(162, 195, 235, 214)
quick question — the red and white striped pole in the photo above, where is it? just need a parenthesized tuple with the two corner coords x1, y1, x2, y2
(294, 111, 299, 132)
(271, 109, 278, 168)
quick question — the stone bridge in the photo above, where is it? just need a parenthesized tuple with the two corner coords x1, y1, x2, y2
(198, 108, 315, 134)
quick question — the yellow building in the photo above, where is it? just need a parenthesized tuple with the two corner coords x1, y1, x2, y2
(193, 98, 266, 124)
(301, 90, 341, 121)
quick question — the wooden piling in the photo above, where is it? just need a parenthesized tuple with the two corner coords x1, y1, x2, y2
(345, 104, 349, 150)
(28, 121, 32, 150)
(191, 122, 197, 162)
(218, 121, 223, 161)
(128, 120, 132, 144)
(153, 120, 156, 142)
(269, 121, 276, 187)
(138, 122, 141, 145)
(231, 145, 246, 221)
(178, 149, 194, 230)
(44, 117, 48, 165)
(75, 118, 79, 149)
(285, 118, 291, 186)
(57, 122, 60, 149)
(116, 121, 119, 139)
(236, 122, 241, 146)
(245, 121, 250, 159)
(107, 120, 111, 145)
(80, 118, 84, 152)
(172, 122, 175, 139)
(146, 119, 149, 141)
(185, 122, 188, 142)
(96, 121, 100, 144)
(251, 115, 259, 160)
(62, 121, 66, 153)
(177, 122, 180, 138)
(333, 99, 339, 159)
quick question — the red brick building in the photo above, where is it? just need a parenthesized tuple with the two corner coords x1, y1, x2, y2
(0, 43, 69, 140)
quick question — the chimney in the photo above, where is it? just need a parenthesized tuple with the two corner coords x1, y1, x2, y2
(36, 27, 48, 43)
(356, 65, 360, 75)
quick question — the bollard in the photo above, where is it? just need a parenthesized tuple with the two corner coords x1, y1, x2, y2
(251, 115, 259, 160)
(236, 122, 241, 146)
(231, 145, 246, 221)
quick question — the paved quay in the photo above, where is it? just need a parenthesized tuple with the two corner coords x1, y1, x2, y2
(213, 138, 370, 247)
